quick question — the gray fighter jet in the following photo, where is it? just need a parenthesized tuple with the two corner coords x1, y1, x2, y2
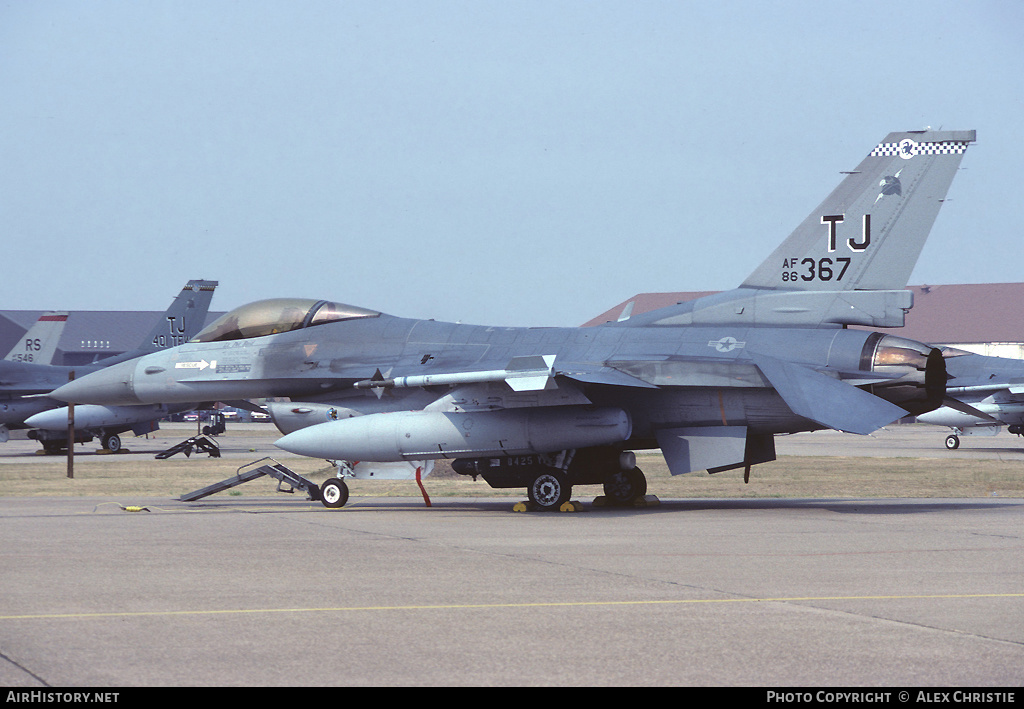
(0, 280, 217, 451)
(51, 130, 975, 508)
(917, 350, 1024, 449)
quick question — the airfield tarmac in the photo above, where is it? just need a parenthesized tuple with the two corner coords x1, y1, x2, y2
(0, 424, 1021, 687)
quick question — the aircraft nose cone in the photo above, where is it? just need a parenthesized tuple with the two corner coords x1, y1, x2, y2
(49, 359, 140, 405)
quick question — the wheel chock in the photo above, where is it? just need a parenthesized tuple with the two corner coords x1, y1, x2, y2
(559, 500, 584, 512)
(513, 501, 530, 512)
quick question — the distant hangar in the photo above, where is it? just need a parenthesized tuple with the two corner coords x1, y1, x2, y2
(585, 283, 1024, 359)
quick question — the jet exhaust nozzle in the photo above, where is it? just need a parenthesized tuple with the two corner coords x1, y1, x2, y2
(865, 334, 947, 417)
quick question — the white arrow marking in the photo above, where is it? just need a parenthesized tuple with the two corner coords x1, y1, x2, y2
(175, 360, 214, 370)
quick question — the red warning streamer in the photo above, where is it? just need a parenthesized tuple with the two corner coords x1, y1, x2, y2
(415, 466, 431, 507)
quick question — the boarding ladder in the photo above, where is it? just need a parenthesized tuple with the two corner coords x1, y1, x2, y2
(155, 434, 222, 459)
(179, 457, 321, 502)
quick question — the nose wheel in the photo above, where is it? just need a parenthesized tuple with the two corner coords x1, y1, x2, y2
(320, 478, 350, 508)
(945, 434, 960, 450)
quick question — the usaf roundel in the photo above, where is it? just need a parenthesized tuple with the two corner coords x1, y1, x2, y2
(709, 336, 746, 353)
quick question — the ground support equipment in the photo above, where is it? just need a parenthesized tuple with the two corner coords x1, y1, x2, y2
(156, 435, 221, 459)
(180, 457, 321, 502)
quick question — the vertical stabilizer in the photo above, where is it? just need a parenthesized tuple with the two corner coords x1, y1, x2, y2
(98, 280, 219, 365)
(741, 130, 975, 292)
(137, 279, 219, 352)
(3, 312, 69, 364)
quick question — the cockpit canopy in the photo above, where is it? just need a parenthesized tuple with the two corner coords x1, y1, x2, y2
(190, 298, 380, 343)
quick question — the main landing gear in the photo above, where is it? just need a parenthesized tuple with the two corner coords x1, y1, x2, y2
(524, 464, 648, 511)
(312, 449, 652, 512)
(453, 448, 649, 511)
(100, 433, 122, 453)
(527, 471, 571, 510)
(602, 466, 648, 506)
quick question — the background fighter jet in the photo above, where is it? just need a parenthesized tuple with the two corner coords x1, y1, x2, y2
(3, 311, 69, 365)
(53, 130, 975, 508)
(1, 280, 217, 451)
(917, 350, 1024, 449)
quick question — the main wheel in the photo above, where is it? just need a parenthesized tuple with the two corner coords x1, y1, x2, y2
(603, 467, 647, 505)
(320, 479, 350, 508)
(527, 471, 571, 511)
(945, 434, 960, 450)
(102, 433, 122, 453)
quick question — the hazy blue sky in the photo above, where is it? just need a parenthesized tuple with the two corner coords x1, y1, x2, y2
(2, 1, 1021, 326)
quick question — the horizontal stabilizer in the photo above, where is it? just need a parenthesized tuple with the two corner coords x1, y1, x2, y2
(752, 354, 908, 435)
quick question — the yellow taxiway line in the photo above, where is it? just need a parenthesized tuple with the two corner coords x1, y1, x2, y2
(2, 593, 1021, 622)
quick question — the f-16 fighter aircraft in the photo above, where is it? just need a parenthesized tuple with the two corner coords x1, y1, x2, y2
(917, 350, 1024, 449)
(1, 280, 217, 451)
(51, 130, 975, 508)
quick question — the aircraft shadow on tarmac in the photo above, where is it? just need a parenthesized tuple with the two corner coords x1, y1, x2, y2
(173, 495, 1020, 517)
